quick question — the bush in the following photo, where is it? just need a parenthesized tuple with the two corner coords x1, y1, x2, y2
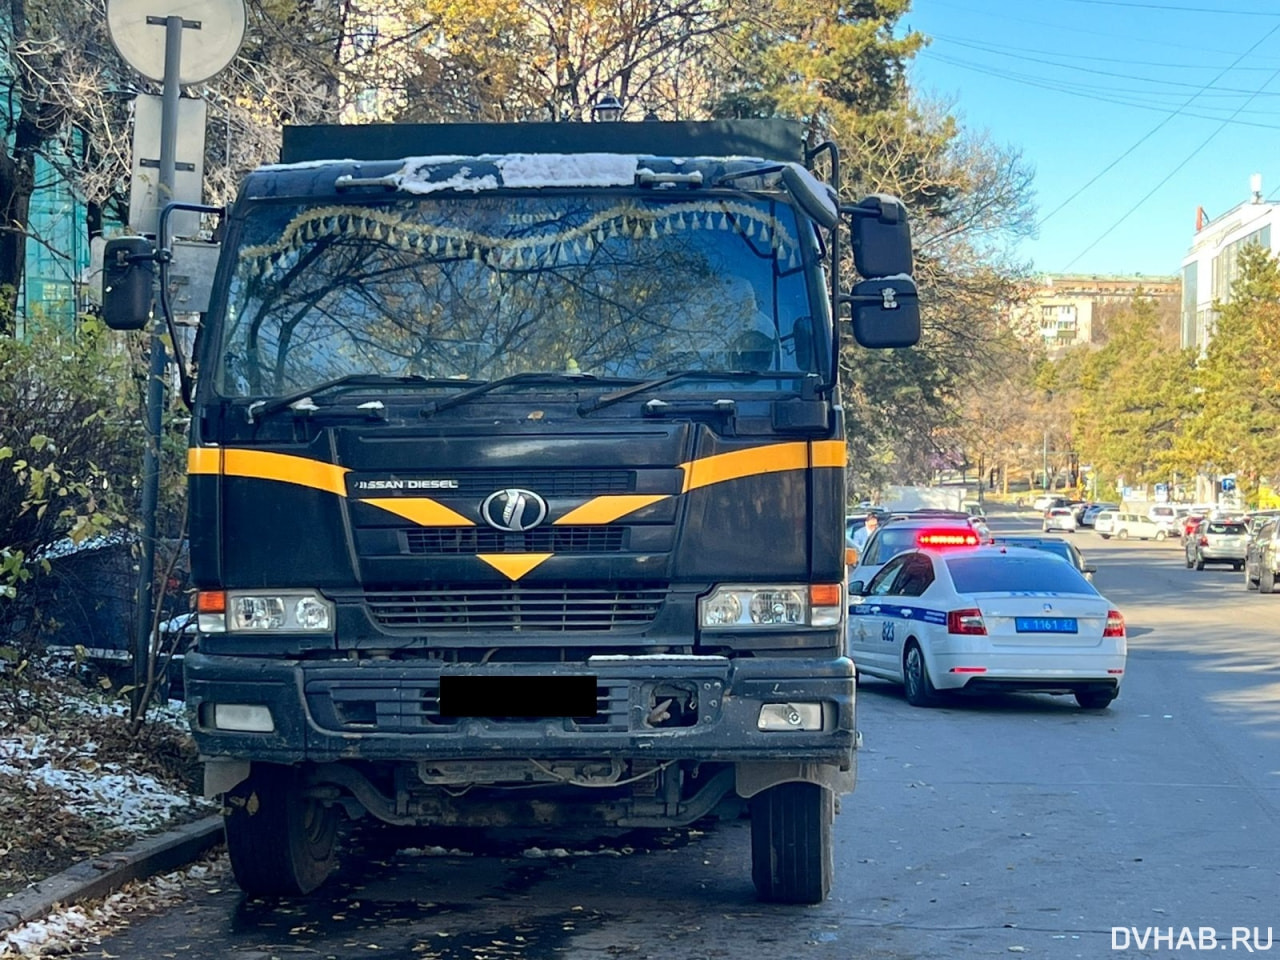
(0, 319, 142, 654)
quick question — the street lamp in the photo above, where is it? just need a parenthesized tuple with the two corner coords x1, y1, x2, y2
(592, 93, 623, 122)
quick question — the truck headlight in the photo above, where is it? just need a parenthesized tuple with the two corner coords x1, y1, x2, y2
(699, 584, 842, 629)
(206, 590, 334, 633)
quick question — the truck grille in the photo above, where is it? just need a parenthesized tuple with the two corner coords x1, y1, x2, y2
(404, 526, 625, 555)
(363, 583, 666, 632)
(307, 678, 630, 732)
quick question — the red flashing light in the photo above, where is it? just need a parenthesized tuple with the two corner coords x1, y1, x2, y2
(947, 608, 987, 635)
(918, 530, 980, 548)
(1103, 609, 1125, 638)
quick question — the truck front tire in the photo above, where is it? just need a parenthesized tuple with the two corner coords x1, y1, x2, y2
(224, 764, 339, 896)
(750, 781, 834, 904)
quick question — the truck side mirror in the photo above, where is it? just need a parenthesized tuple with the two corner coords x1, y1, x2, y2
(848, 194, 912, 278)
(846, 277, 920, 348)
(101, 237, 156, 331)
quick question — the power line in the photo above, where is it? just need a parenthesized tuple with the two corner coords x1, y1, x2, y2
(924, 0, 1280, 52)
(929, 31, 1280, 70)
(926, 48, 1280, 103)
(936, 36, 1280, 89)
(1035, 19, 1280, 227)
(1061, 60, 1280, 270)
(1053, 0, 1279, 13)
(919, 52, 1280, 127)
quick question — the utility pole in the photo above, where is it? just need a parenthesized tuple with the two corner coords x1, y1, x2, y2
(1042, 431, 1049, 492)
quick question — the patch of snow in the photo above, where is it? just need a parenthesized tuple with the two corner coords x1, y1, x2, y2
(0, 735, 206, 835)
(396, 164, 499, 195)
(0, 856, 225, 957)
(497, 154, 638, 188)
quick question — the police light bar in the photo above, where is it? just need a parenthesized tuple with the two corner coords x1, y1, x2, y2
(917, 530, 980, 547)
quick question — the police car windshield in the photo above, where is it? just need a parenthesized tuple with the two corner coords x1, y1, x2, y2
(946, 553, 1097, 595)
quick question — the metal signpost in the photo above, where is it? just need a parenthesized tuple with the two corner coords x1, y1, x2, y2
(106, 0, 244, 717)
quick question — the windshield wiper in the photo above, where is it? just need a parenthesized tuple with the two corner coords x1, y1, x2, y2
(578, 370, 786, 415)
(246, 374, 464, 423)
(420, 372, 617, 418)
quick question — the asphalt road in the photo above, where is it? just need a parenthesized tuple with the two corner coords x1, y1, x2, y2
(98, 513, 1280, 959)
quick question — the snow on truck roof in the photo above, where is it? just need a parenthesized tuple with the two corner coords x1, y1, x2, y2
(250, 153, 839, 223)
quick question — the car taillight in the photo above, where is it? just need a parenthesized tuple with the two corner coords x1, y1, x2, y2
(919, 531, 980, 547)
(1199, 536, 1209, 546)
(947, 608, 987, 635)
(1103, 609, 1125, 638)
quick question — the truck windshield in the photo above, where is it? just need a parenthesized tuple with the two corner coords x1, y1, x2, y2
(215, 193, 819, 398)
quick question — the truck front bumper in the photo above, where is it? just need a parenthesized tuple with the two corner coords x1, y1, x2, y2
(185, 652, 856, 768)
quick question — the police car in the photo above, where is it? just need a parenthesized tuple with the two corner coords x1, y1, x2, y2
(847, 542, 1125, 709)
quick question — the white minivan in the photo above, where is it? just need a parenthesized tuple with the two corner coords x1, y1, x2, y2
(1107, 511, 1175, 541)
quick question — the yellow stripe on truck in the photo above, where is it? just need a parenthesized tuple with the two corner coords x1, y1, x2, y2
(679, 441, 810, 493)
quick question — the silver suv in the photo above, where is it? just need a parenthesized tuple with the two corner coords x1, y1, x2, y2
(1185, 519, 1247, 571)
(1244, 519, 1280, 591)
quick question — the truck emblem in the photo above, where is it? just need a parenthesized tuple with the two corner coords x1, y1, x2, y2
(1043, 603, 1054, 613)
(481, 488, 548, 532)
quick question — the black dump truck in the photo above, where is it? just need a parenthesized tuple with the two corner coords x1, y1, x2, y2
(102, 118, 919, 903)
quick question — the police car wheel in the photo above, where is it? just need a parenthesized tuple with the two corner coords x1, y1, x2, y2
(224, 764, 339, 896)
(903, 642, 942, 708)
(750, 782, 833, 904)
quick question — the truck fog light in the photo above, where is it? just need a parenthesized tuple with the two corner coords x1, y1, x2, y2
(757, 702, 823, 731)
(212, 703, 275, 732)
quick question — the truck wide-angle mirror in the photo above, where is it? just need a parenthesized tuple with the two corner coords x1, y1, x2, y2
(848, 194, 913, 279)
(100, 237, 156, 331)
(846, 277, 921, 349)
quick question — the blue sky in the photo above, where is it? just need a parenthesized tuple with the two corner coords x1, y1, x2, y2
(903, 0, 1280, 277)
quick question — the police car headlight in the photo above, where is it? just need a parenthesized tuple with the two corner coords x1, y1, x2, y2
(701, 585, 840, 628)
(226, 591, 333, 632)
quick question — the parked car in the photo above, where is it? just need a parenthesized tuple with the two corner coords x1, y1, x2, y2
(1093, 510, 1119, 537)
(1244, 518, 1280, 592)
(989, 535, 1097, 581)
(1185, 518, 1248, 570)
(1108, 512, 1175, 541)
(847, 546, 1125, 709)
(1032, 494, 1071, 513)
(1043, 507, 1078, 533)
(1080, 502, 1117, 528)
(1147, 504, 1181, 526)
(1179, 514, 1205, 547)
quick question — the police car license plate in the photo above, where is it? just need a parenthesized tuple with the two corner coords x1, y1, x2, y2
(1015, 617, 1078, 634)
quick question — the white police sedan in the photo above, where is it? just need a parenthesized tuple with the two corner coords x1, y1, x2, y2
(848, 545, 1126, 709)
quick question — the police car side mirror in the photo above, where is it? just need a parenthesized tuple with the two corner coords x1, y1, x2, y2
(849, 579, 866, 597)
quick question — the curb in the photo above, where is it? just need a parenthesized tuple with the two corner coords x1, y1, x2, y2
(0, 815, 224, 934)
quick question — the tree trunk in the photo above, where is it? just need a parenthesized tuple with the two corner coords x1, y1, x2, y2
(0, 149, 35, 336)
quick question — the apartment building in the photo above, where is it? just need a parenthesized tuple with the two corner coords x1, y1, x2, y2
(1181, 175, 1280, 352)
(1012, 273, 1180, 352)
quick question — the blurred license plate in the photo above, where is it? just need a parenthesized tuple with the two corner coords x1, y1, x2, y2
(1015, 617, 1078, 633)
(439, 675, 598, 718)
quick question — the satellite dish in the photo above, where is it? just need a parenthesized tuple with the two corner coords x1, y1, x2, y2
(107, 0, 246, 84)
